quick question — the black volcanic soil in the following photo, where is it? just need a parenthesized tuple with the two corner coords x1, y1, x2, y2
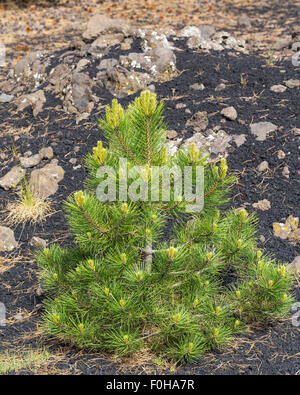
(0, 5, 299, 375)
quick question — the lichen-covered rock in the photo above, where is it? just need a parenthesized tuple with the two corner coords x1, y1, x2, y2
(183, 128, 232, 160)
(97, 62, 151, 98)
(136, 29, 172, 51)
(273, 215, 300, 241)
(179, 25, 215, 40)
(14, 51, 49, 89)
(148, 47, 176, 75)
(49, 63, 71, 93)
(185, 29, 246, 52)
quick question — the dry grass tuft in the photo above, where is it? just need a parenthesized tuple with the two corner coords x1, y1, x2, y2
(5, 181, 54, 225)
(0, 348, 51, 374)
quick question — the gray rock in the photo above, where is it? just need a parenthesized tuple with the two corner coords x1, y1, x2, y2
(232, 134, 246, 147)
(213, 31, 246, 51)
(252, 199, 271, 211)
(71, 73, 93, 113)
(75, 59, 90, 73)
(19, 154, 41, 168)
(190, 83, 205, 91)
(29, 160, 64, 198)
(270, 84, 287, 92)
(215, 83, 226, 91)
(277, 150, 286, 159)
(23, 151, 32, 158)
(166, 138, 182, 155)
(149, 47, 176, 74)
(91, 33, 124, 50)
(273, 36, 292, 50)
(19, 146, 53, 168)
(16, 90, 46, 117)
(179, 25, 215, 40)
(250, 122, 278, 141)
(180, 26, 202, 38)
(97, 61, 151, 98)
(30, 236, 47, 249)
(187, 35, 223, 51)
(0, 226, 18, 251)
(257, 161, 269, 172)
(183, 129, 231, 159)
(49, 63, 71, 92)
(210, 131, 232, 156)
(166, 130, 178, 139)
(287, 256, 300, 277)
(186, 111, 208, 132)
(139, 30, 172, 51)
(0, 93, 14, 103)
(82, 14, 130, 40)
(0, 166, 25, 190)
(282, 165, 290, 179)
(69, 158, 77, 165)
(238, 15, 252, 28)
(14, 51, 48, 89)
(284, 79, 300, 88)
(198, 25, 216, 40)
(221, 106, 237, 121)
(98, 58, 118, 70)
(39, 147, 54, 160)
(147, 84, 156, 92)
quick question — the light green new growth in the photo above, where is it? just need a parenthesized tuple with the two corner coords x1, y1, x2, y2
(37, 90, 295, 364)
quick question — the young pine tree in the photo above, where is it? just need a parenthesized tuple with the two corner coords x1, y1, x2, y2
(37, 90, 295, 363)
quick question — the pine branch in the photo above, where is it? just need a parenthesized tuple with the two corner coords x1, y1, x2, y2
(146, 115, 151, 166)
(114, 127, 142, 166)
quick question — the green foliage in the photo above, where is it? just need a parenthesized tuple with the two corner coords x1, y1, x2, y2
(37, 91, 295, 364)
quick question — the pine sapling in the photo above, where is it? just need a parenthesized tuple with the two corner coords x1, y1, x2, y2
(37, 90, 295, 364)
